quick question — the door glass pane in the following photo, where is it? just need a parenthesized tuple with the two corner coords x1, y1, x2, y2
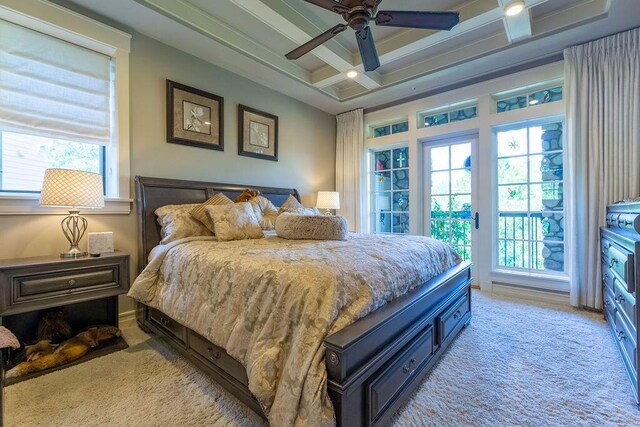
(428, 142, 473, 261)
(496, 122, 565, 273)
(392, 170, 409, 190)
(375, 150, 391, 170)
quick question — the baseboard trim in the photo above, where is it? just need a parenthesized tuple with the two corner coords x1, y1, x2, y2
(119, 310, 136, 329)
(490, 282, 570, 306)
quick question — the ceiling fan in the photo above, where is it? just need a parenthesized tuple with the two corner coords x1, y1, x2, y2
(285, 0, 460, 72)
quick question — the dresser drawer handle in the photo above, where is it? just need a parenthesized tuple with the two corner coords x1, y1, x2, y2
(603, 272, 609, 280)
(609, 258, 618, 268)
(615, 295, 625, 304)
(207, 346, 221, 359)
(68, 279, 76, 287)
(402, 357, 416, 375)
(453, 310, 462, 320)
(617, 330, 626, 342)
(158, 317, 170, 327)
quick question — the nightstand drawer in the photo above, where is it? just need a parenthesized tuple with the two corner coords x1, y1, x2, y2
(16, 267, 118, 301)
(0, 253, 130, 315)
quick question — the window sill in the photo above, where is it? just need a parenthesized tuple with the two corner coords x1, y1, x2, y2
(0, 193, 132, 215)
(490, 268, 569, 293)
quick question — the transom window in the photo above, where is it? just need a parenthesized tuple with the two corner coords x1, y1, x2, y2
(496, 121, 565, 273)
(370, 147, 409, 234)
(421, 105, 478, 128)
(372, 121, 409, 138)
(495, 86, 563, 113)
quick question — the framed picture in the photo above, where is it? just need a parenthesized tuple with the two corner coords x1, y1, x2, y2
(166, 80, 224, 151)
(238, 104, 278, 161)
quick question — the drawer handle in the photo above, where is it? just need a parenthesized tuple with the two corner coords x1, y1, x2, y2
(207, 346, 221, 359)
(609, 258, 618, 268)
(604, 300, 609, 307)
(402, 357, 416, 375)
(68, 279, 76, 287)
(615, 294, 625, 304)
(617, 330, 626, 342)
(603, 272, 609, 279)
(453, 310, 462, 320)
(159, 317, 170, 327)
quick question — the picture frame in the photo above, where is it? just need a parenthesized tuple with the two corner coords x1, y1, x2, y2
(238, 104, 278, 162)
(166, 80, 224, 151)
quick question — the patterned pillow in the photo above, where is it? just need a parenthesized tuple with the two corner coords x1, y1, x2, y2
(288, 207, 320, 216)
(156, 203, 213, 244)
(206, 202, 264, 241)
(191, 193, 234, 232)
(248, 195, 279, 230)
(278, 194, 305, 214)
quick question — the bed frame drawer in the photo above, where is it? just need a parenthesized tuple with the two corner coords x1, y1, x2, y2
(367, 325, 434, 424)
(438, 290, 471, 345)
(608, 243, 635, 293)
(189, 331, 248, 386)
(148, 307, 187, 344)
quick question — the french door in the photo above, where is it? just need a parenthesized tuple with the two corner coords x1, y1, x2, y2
(424, 136, 479, 265)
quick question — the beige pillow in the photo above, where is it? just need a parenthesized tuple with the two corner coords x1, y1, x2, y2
(156, 203, 212, 244)
(288, 207, 320, 216)
(206, 202, 264, 241)
(248, 195, 279, 230)
(191, 193, 234, 232)
(278, 194, 304, 214)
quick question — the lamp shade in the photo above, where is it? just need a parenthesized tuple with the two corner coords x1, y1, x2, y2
(316, 191, 340, 210)
(40, 168, 104, 208)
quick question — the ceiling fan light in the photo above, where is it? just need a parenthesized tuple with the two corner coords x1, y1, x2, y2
(505, 1, 525, 17)
(346, 70, 358, 79)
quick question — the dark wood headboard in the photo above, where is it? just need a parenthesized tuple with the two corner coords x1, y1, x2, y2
(135, 176, 300, 273)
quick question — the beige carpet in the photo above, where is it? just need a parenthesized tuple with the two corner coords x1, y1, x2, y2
(6, 291, 640, 426)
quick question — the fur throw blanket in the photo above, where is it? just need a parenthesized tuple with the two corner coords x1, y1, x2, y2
(275, 213, 349, 240)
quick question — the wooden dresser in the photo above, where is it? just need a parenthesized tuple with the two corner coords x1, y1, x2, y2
(601, 201, 640, 404)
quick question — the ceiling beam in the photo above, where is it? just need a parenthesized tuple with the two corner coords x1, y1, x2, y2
(135, 0, 312, 83)
(229, 0, 382, 90)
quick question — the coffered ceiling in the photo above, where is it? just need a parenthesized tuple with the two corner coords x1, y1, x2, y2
(64, 0, 640, 114)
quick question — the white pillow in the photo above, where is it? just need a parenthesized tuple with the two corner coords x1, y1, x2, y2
(156, 203, 213, 244)
(248, 195, 279, 230)
(206, 202, 264, 241)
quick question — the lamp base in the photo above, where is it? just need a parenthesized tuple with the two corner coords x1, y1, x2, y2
(61, 247, 88, 258)
(60, 210, 89, 259)
(322, 209, 333, 215)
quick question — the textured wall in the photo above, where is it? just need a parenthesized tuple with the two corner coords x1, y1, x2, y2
(0, 31, 336, 313)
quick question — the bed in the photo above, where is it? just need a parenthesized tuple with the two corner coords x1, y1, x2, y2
(132, 176, 472, 426)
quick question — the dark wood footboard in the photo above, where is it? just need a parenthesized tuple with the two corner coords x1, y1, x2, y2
(325, 262, 472, 426)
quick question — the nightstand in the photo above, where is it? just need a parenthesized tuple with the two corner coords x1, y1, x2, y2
(0, 251, 130, 384)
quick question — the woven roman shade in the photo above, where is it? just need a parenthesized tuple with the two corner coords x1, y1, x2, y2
(0, 19, 112, 145)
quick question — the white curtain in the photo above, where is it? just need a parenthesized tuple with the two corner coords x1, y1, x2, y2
(0, 19, 112, 145)
(336, 109, 365, 232)
(565, 28, 640, 308)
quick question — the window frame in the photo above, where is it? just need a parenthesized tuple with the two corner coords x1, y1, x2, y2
(0, 0, 131, 214)
(492, 116, 567, 278)
(369, 145, 410, 235)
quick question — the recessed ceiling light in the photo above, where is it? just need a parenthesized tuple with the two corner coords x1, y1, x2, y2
(346, 70, 358, 79)
(505, 1, 525, 17)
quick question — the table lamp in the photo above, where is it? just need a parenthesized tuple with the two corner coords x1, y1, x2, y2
(40, 168, 105, 258)
(316, 191, 340, 215)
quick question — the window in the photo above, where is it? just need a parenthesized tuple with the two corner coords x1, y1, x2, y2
(420, 104, 478, 128)
(373, 120, 409, 138)
(0, 18, 111, 194)
(370, 147, 409, 234)
(496, 86, 563, 113)
(496, 121, 565, 273)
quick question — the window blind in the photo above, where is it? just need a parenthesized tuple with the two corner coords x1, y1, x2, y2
(0, 19, 112, 146)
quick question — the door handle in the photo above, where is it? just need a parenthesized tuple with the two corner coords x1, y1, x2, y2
(473, 212, 479, 230)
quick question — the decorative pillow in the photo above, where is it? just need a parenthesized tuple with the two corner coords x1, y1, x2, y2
(278, 194, 305, 214)
(288, 207, 320, 216)
(190, 192, 234, 232)
(275, 213, 349, 241)
(235, 188, 260, 203)
(206, 202, 264, 241)
(156, 203, 212, 244)
(248, 195, 279, 230)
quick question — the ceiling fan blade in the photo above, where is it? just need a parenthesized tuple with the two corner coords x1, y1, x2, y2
(363, 0, 384, 8)
(375, 11, 460, 30)
(302, 0, 351, 15)
(286, 24, 348, 60)
(355, 26, 380, 72)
